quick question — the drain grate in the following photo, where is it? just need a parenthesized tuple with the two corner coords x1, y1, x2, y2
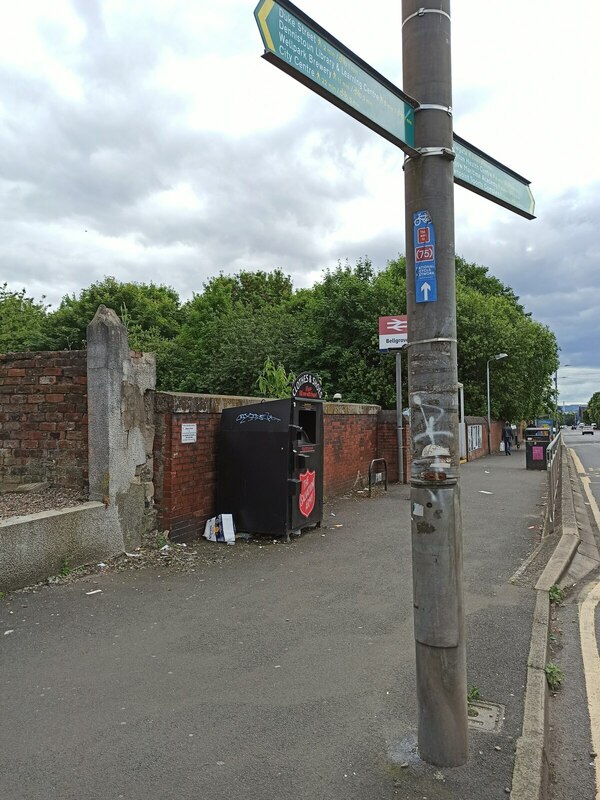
(467, 700, 505, 732)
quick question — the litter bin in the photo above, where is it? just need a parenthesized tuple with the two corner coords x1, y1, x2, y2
(216, 374, 324, 537)
(525, 426, 551, 470)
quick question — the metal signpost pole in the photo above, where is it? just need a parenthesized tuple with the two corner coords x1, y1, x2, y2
(396, 351, 404, 484)
(402, 0, 468, 766)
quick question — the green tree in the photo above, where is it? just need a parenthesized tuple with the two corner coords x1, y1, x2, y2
(587, 392, 600, 425)
(456, 280, 558, 422)
(454, 256, 559, 421)
(0, 284, 48, 352)
(172, 270, 306, 395)
(44, 276, 183, 351)
(299, 257, 407, 406)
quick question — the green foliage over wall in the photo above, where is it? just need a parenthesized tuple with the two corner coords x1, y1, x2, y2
(0, 257, 559, 422)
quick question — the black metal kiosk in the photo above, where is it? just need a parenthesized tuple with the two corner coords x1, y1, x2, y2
(216, 373, 324, 537)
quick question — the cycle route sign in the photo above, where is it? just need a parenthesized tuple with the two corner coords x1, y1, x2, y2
(253, 0, 535, 221)
(413, 211, 437, 303)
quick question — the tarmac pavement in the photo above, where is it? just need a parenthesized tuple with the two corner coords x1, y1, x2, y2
(0, 451, 548, 800)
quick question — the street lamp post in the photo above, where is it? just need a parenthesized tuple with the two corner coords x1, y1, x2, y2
(554, 370, 558, 434)
(486, 353, 508, 453)
(555, 365, 571, 433)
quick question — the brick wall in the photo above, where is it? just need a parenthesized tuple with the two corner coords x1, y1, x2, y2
(153, 393, 389, 542)
(490, 420, 504, 453)
(0, 351, 88, 488)
(322, 405, 379, 497)
(376, 410, 411, 482)
(153, 393, 224, 542)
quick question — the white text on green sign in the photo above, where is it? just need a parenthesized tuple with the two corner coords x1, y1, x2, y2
(453, 136, 535, 219)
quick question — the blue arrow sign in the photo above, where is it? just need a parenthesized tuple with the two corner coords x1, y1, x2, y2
(413, 210, 437, 303)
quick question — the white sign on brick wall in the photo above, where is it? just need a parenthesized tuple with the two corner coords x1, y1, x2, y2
(181, 423, 197, 444)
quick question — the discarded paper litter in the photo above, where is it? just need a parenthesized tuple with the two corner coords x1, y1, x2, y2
(204, 514, 236, 545)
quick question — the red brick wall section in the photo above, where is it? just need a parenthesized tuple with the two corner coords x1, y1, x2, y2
(490, 420, 504, 453)
(0, 350, 88, 488)
(322, 410, 379, 496)
(376, 410, 410, 483)
(153, 408, 221, 542)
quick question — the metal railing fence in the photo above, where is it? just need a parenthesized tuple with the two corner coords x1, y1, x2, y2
(546, 431, 562, 526)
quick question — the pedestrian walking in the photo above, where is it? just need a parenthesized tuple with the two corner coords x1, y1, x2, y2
(502, 421, 512, 455)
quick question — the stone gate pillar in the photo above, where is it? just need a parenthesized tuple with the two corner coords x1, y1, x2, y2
(87, 305, 156, 549)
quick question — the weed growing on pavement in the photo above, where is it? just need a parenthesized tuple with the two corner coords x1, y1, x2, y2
(545, 662, 565, 691)
(155, 533, 169, 549)
(549, 585, 566, 604)
(59, 558, 71, 577)
(467, 685, 481, 703)
(0, 591, 5, 600)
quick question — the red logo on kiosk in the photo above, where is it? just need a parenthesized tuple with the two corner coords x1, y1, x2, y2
(299, 469, 316, 518)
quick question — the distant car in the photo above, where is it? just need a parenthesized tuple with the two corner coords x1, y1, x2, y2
(571, 425, 577, 430)
(582, 425, 594, 435)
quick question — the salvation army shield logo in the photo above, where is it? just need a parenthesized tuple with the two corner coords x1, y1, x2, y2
(298, 469, 316, 518)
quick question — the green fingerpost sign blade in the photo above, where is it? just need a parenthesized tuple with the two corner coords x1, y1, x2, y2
(254, 0, 534, 220)
(453, 134, 536, 219)
(254, 0, 416, 153)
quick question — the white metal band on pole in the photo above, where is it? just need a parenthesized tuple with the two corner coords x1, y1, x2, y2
(402, 8, 451, 28)
(403, 148, 455, 168)
(415, 104, 453, 116)
(406, 337, 457, 347)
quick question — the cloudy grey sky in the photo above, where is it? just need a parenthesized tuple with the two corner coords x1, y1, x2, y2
(1, 1, 599, 403)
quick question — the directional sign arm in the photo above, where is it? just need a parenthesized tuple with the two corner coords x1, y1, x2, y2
(253, 0, 418, 154)
(453, 134, 535, 219)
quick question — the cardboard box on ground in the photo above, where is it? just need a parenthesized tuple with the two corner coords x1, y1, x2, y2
(203, 514, 236, 544)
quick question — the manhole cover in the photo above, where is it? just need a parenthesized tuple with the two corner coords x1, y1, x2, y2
(467, 701, 505, 733)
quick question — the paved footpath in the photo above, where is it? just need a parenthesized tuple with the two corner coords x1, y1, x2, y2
(0, 451, 546, 800)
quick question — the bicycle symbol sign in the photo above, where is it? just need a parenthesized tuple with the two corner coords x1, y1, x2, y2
(413, 211, 431, 226)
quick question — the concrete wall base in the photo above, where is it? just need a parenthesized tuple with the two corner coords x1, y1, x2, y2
(0, 503, 124, 592)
